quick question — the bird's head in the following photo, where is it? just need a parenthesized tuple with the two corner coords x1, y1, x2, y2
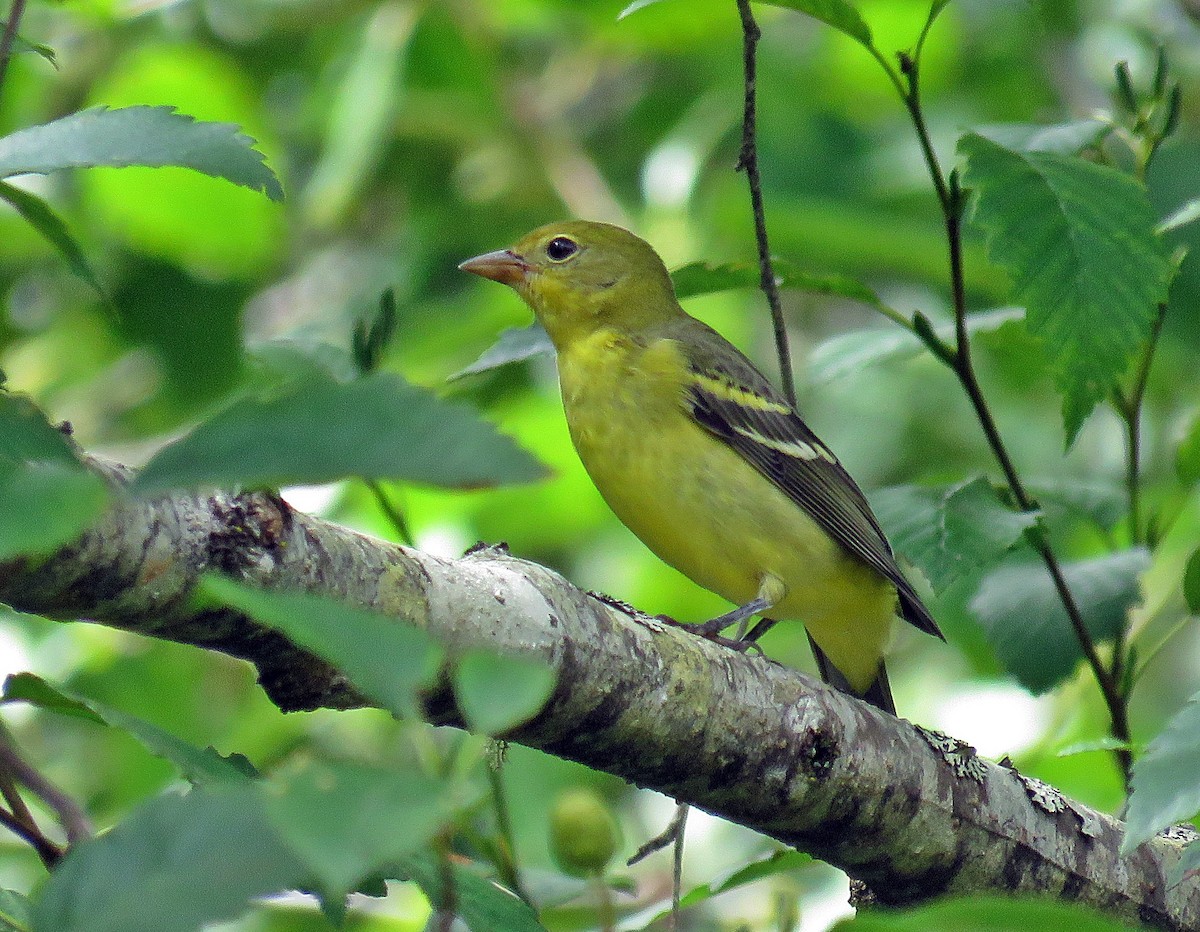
(459, 220, 681, 348)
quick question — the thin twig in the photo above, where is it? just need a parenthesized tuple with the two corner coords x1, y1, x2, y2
(734, 0, 795, 406)
(364, 479, 413, 546)
(0, 0, 28, 102)
(484, 746, 531, 903)
(0, 720, 91, 842)
(894, 52, 1133, 787)
(670, 804, 688, 931)
(1116, 303, 1168, 548)
(0, 804, 62, 868)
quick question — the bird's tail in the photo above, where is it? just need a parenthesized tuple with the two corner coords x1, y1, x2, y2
(806, 632, 895, 716)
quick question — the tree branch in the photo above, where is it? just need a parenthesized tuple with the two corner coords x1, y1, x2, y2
(1, 460, 1197, 930)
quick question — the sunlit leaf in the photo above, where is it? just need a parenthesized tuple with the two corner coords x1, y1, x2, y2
(0, 392, 80, 464)
(450, 323, 553, 381)
(970, 549, 1149, 693)
(0, 181, 105, 296)
(0, 106, 283, 201)
(33, 788, 305, 932)
(1157, 197, 1200, 235)
(133, 371, 547, 494)
(453, 650, 556, 736)
(872, 477, 1036, 592)
(1124, 689, 1200, 852)
(959, 133, 1172, 443)
(198, 577, 443, 718)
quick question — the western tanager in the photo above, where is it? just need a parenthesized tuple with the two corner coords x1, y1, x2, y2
(460, 220, 942, 713)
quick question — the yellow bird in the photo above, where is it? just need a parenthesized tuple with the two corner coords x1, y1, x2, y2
(460, 221, 942, 713)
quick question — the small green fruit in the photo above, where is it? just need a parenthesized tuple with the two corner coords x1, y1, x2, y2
(550, 788, 620, 877)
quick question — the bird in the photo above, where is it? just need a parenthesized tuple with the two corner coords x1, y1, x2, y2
(459, 220, 943, 714)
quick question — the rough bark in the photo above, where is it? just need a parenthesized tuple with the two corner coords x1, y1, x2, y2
(1, 461, 1197, 930)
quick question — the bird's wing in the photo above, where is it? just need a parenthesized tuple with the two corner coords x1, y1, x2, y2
(671, 319, 943, 640)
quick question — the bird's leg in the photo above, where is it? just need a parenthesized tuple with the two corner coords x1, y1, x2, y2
(689, 596, 772, 638)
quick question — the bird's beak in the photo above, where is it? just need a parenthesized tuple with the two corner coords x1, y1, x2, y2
(458, 249, 532, 286)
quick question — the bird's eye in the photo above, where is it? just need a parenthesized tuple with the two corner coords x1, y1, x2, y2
(546, 237, 579, 262)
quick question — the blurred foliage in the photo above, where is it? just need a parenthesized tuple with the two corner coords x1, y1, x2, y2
(3, 0, 1200, 928)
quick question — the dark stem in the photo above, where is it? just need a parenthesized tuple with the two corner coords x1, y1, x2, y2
(0, 720, 92, 843)
(484, 752, 530, 903)
(0, 0, 28, 101)
(0, 804, 63, 869)
(364, 479, 413, 546)
(1117, 303, 1167, 548)
(670, 803, 688, 931)
(734, 0, 795, 407)
(897, 54, 1133, 787)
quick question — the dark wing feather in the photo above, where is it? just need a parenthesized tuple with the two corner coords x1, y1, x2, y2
(669, 318, 943, 640)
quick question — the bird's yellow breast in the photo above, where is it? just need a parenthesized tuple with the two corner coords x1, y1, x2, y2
(555, 328, 896, 692)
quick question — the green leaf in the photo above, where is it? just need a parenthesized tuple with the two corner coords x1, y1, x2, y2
(3, 673, 256, 785)
(759, 0, 874, 49)
(958, 132, 1173, 443)
(1157, 197, 1200, 235)
(0, 460, 109, 560)
(399, 852, 547, 932)
(0, 889, 32, 932)
(871, 478, 1036, 592)
(1124, 689, 1200, 851)
(1184, 548, 1200, 615)
(132, 371, 548, 494)
(2, 674, 105, 725)
(635, 850, 810, 929)
(809, 307, 1022, 382)
(0, 392, 80, 464)
(670, 258, 886, 308)
(452, 650, 556, 736)
(0, 181, 105, 296)
(618, 0, 671, 18)
(33, 787, 305, 932)
(449, 323, 554, 381)
(264, 760, 459, 902)
(1025, 478, 1126, 533)
(198, 576, 443, 718)
(0, 24, 57, 68)
(1177, 411, 1200, 487)
(0, 106, 283, 201)
(831, 894, 1135, 930)
(970, 549, 1149, 694)
(973, 120, 1110, 156)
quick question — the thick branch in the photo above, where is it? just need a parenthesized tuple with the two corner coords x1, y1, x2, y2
(0, 462, 1196, 930)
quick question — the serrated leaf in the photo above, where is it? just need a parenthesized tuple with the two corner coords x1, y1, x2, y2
(970, 549, 1149, 694)
(1025, 478, 1126, 532)
(831, 894, 1134, 930)
(265, 760, 459, 902)
(450, 323, 554, 381)
(871, 477, 1036, 592)
(973, 120, 1110, 156)
(759, 0, 874, 49)
(1124, 690, 1200, 852)
(198, 576, 443, 718)
(399, 852, 547, 932)
(132, 370, 547, 494)
(1184, 547, 1200, 615)
(670, 258, 886, 308)
(3, 673, 256, 784)
(0, 106, 283, 201)
(453, 650, 556, 736)
(33, 787, 305, 932)
(0, 181, 105, 296)
(0, 460, 109, 560)
(0, 889, 31, 932)
(958, 133, 1172, 443)
(809, 307, 1022, 382)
